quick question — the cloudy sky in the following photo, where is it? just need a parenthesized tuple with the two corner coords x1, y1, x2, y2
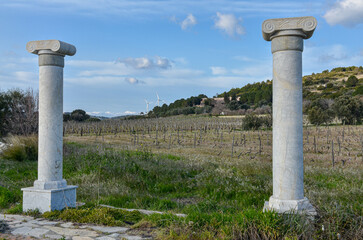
(0, 0, 362, 116)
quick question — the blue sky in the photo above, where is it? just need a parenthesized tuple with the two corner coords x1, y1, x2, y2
(0, 0, 362, 116)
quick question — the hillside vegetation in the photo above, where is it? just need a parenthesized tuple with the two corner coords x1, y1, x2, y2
(150, 66, 363, 125)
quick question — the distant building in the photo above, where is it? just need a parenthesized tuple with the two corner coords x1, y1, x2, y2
(199, 97, 240, 107)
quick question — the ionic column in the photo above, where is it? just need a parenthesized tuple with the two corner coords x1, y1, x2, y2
(262, 17, 317, 214)
(22, 40, 78, 213)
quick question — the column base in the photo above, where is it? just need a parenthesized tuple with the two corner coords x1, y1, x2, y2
(263, 196, 317, 215)
(22, 185, 77, 213)
(34, 179, 67, 189)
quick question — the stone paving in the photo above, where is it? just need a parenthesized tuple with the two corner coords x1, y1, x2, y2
(0, 214, 153, 240)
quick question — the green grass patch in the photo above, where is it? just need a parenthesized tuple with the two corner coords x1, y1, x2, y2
(1, 141, 362, 239)
(43, 207, 142, 226)
(0, 187, 18, 209)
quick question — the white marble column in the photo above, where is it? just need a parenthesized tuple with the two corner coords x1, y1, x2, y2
(22, 40, 78, 213)
(262, 17, 317, 214)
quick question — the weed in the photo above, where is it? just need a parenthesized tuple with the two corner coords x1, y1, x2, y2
(0, 187, 17, 209)
(1, 135, 37, 162)
(42, 207, 142, 226)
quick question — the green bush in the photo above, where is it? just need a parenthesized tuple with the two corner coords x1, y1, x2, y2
(307, 99, 334, 125)
(85, 117, 101, 122)
(0, 186, 17, 208)
(346, 75, 358, 87)
(353, 86, 363, 96)
(1, 135, 38, 161)
(242, 114, 262, 130)
(333, 95, 363, 124)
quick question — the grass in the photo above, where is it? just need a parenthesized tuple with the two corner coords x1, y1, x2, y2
(43, 206, 143, 226)
(0, 124, 362, 239)
(0, 135, 38, 162)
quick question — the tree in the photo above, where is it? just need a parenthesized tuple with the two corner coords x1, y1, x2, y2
(70, 109, 90, 122)
(333, 96, 363, 125)
(242, 114, 263, 130)
(227, 100, 240, 110)
(0, 91, 11, 136)
(223, 92, 230, 104)
(346, 75, 358, 87)
(204, 98, 214, 107)
(0, 89, 38, 136)
(63, 113, 71, 122)
(307, 99, 334, 125)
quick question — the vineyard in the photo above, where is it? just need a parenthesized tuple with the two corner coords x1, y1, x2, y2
(64, 116, 363, 168)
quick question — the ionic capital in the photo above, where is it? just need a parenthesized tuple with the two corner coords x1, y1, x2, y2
(262, 16, 317, 41)
(26, 40, 76, 56)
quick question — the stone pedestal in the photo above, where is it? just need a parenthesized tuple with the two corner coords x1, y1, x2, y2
(262, 17, 317, 215)
(22, 40, 77, 213)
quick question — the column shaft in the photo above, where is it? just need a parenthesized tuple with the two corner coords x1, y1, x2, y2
(38, 65, 64, 182)
(272, 50, 304, 200)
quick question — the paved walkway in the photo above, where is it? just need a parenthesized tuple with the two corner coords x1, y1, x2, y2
(0, 214, 153, 240)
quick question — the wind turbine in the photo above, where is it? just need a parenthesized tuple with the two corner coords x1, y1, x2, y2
(156, 92, 167, 107)
(156, 92, 161, 107)
(144, 99, 152, 113)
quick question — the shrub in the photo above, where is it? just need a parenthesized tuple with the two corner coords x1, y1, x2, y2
(86, 117, 101, 122)
(1, 135, 38, 161)
(345, 75, 358, 87)
(70, 109, 90, 122)
(333, 95, 363, 124)
(326, 83, 334, 88)
(317, 85, 325, 90)
(227, 100, 240, 111)
(242, 114, 262, 130)
(353, 86, 363, 96)
(307, 99, 334, 125)
(0, 186, 17, 208)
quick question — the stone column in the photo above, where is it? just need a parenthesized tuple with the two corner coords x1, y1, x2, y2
(262, 17, 317, 214)
(22, 40, 78, 213)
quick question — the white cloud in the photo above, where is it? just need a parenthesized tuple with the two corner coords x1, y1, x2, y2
(155, 56, 172, 68)
(87, 111, 101, 115)
(0, 56, 38, 90)
(323, 0, 363, 27)
(303, 44, 363, 74)
(210, 66, 227, 75)
(125, 77, 144, 84)
(124, 111, 137, 115)
(64, 58, 204, 86)
(121, 57, 153, 69)
(214, 12, 245, 38)
(117, 56, 171, 69)
(181, 14, 197, 30)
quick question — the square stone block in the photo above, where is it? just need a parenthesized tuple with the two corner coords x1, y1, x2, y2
(22, 185, 77, 213)
(263, 197, 317, 215)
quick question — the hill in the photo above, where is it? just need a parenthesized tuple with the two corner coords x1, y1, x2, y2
(150, 66, 363, 123)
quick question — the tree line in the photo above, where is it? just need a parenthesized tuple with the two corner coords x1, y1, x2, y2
(150, 66, 363, 125)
